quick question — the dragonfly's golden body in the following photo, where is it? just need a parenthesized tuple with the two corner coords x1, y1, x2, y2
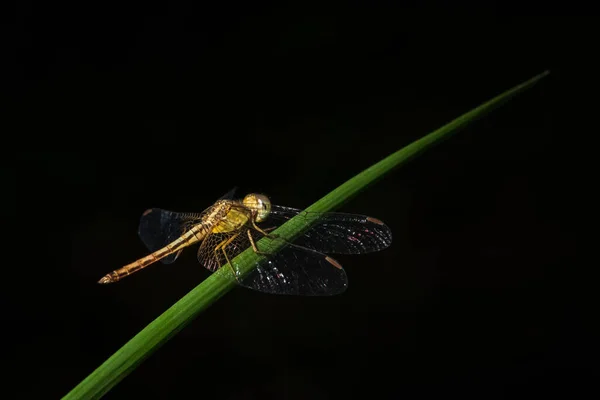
(98, 194, 271, 284)
(97, 189, 391, 295)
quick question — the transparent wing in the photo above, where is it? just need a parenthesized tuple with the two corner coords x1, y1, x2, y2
(137, 189, 237, 264)
(196, 229, 243, 272)
(218, 186, 238, 200)
(240, 245, 348, 296)
(266, 204, 393, 255)
(197, 227, 348, 296)
(138, 208, 203, 264)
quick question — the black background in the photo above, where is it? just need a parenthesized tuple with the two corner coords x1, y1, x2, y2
(3, 3, 594, 399)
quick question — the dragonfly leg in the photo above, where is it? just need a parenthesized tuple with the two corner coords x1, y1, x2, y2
(212, 237, 227, 262)
(212, 242, 224, 269)
(216, 234, 241, 281)
(251, 216, 279, 239)
(247, 229, 271, 255)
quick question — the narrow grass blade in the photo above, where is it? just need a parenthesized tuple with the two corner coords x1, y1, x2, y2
(62, 70, 549, 400)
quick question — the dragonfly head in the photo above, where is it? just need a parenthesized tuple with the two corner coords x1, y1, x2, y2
(243, 193, 271, 223)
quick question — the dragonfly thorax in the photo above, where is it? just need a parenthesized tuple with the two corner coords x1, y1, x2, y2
(242, 193, 271, 223)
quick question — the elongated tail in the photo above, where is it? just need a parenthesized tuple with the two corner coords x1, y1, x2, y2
(97, 228, 204, 284)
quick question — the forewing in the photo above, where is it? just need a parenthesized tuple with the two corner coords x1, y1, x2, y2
(218, 186, 238, 200)
(266, 205, 393, 255)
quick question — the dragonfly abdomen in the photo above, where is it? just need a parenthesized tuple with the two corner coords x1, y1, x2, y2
(98, 222, 210, 284)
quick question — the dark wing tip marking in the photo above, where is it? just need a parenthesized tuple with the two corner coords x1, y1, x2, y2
(366, 216, 384, 225)
(325, 256, 343, 269)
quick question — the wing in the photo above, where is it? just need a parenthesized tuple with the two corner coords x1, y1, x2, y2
(137, 188, 237, 264)
(197, 227, 348, 296)
(266, 205, 393, 255)
(218, 186, 238, 200)
(137, 208, 202, 264)
(241, 245, 348, 296)
(196, 229, 244, 272)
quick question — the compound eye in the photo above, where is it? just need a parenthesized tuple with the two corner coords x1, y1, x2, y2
(243, 193, 271, 222)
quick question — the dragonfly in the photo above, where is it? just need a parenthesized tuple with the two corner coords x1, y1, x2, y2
(98, 188, 392, 295)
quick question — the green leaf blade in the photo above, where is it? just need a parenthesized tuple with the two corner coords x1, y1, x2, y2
(62, 70, 549, 400)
